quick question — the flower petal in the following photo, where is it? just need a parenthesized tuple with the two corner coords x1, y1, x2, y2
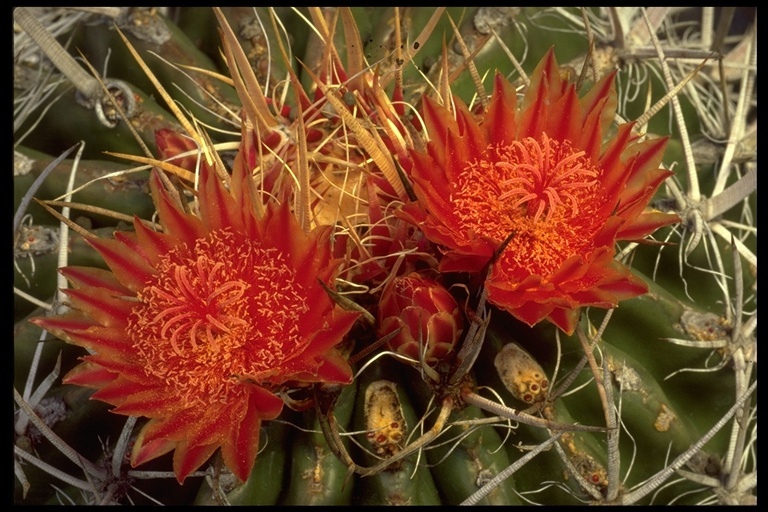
(59, 325, 136, 359)
(131, 422, 176, 467)
(63, 361, 117, 388)
(545, 84, 581, 142)
(485, 71, 518, 145)
(617, 210, 680, 241)
(578, 70, 617, 134)
(221, 387, 283, 482)
(547, 307, 581, 335)
(60, 266, 131, 294)
(198, 162, 242, 233)
(87, 237, 156, 293)
(133, 217, 179, 267)
(422, 95, 455, 165)
(173, 441, 219, 483)
(149, 170, 206, 245)
(62, 287, 134, 329)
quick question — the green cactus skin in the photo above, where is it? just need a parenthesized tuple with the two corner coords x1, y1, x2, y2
(474, 268, 743, 504)
(69, 8, 241, 136)
(350, 358, 442, 505)
(14, 147, 156, 227)
(194, 419, 291, 505)
(279, 382, 358, 505)
(177, 7, 298, 100)
(14, 77, 184, 161)
(406, 367, 523, 505)
(14, 226, 120, 323)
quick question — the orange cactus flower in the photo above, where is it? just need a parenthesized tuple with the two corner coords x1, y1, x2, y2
(399, 49, 679, 335)
(32, 161, 359, 483)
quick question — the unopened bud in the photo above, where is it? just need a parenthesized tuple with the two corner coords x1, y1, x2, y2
(377, 273, 463, 367)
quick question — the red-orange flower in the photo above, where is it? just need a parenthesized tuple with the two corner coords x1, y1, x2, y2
(32, 160, 359, 483)
(400, 49, 679, 335)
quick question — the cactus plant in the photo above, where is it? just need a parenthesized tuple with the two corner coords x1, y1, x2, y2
(14, 7, 756, 505)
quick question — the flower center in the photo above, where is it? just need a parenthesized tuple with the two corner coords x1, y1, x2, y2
(452, 133, 605, 276)
(127, 228, 308, 407)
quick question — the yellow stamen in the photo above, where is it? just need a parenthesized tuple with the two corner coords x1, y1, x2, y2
(128, 228, 309, 407)
(452, 134, 606, 276)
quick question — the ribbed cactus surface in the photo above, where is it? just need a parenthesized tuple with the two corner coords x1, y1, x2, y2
(14, 7, 755, 505)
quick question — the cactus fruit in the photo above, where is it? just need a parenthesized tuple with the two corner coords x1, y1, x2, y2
(14, 7, 756, 505)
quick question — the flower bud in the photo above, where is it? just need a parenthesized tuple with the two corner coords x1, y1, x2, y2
(377, 273, 463, 367)
(154, 128, 216, 177)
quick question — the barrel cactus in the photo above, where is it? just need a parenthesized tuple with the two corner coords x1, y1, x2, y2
(14, 7, 756, 505)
